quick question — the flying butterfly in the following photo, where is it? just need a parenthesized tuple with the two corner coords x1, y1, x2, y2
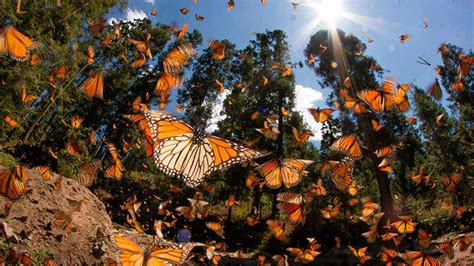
(403, 251, 439, 266)
(427, 78, 442, 100)
(195, 14, 205, 21)
(113, 233, 193, 265)
(258, 159, 313, 189)
(399, 34, 410, 43)
(391, 215, 417, 234)
(339, 88, 368, 113)
(0, 166, 28, 200)
(442, 173, 462, 192)
(330, 135, 364, 159)
(145, 110, 268, 188)
(307, 108, 334, 123)
(163, 43, 194, 75)
(256, 121, 280, 141)
(206, 222, 225, 238)
(0, 25, 39, 61)
(266, 219, 286, 241)
(277, 192, 305, 224)
(80, 71, 104, 100)
(348, 246, 371, 265)
(179, 8, 190, 15)
(357, 77, 397, 112)
(21, 84, 38, 104)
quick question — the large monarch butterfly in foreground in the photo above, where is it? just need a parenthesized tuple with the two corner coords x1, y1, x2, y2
(113, 233, 193, 265)
(0, 25, 39, 61)
(0, 165, 28, 200)
(145, 110, 268, 187)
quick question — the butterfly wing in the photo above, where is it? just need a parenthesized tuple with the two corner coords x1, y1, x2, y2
(281, 159, 313, 188)
(113, 234, 145, 266)
(330, 135, 363, 159)
(163, 43, 194, 75)
(0, 166, 27, 200)
(258, 159, 282, 189)
(0, 25, 38, 61)
(80, 71, 104, 100)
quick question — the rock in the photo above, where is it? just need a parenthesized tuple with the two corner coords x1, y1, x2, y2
(0, 165, 116, 264)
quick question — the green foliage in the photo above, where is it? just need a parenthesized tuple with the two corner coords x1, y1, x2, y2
(0, 151, 17, 167)
(29, 247, 54, 266)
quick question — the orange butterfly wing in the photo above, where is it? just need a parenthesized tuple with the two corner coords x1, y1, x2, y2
(80, 71, 104, 100)
(0, 25, 38, 61)
(0, 166, 28, 199)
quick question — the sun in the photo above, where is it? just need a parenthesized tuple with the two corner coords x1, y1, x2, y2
(317, 0, 343, 27)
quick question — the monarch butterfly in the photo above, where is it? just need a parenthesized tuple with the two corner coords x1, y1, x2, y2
(145, 110, 267, 187)
(215, 79, 225, 93)
(261, 0, 267, 6)
(258, 159, 313, 189)
(163, 43, 194, 75)
(361, 197, 380, 218)
(451, 80, 464, 92)
(179, 8, 189, 15)
(287, 247, 320, 264)
(321, 200, 341, 219)
(348, 246, 371, 265)
(427, 78, 442, 100)
(129, 34, 152, 60)
(53, 210, 73, 233)
(453, 235, 471, 252)
(209, 40, 225, 60)
(262, 75, 269, 85)
(70, 116, 83, 128)
(380, 231, 398, 242)
(155, 73, 183, 96)
(391, 215, 417, 234)
(307, 108, 335, 123)
(435, 113, 444, 126)
(442, 173, 462, 192)
(292, 127, 313, 146)
(358, 77, 397, 112)
(378, 158, 393, 173)
(0, 25, 39, 61)
(225, 194, 238, 208)
(394, 93, 410, 112)
(310, 179, 327, 196)
(113, 233, 193, 265)
(437, 240, 454, 259)
(339, 89, 368, 113)
(65, 141, 81, 155)
(417, 229, 431, 249)
(80, 71, 104, 100)
(371, 119, 383, 132)
(282, 65, 292, 77)
(403, 251, 439, 266)
(29, 53, 40, 65)
(277, 193, 305, 224)
(195, 13, 205, 21)
(361, 225, 378, 243)
(35, 166, 52, 181)
(150, 7, 157, 16)
(4, 116, 17, 128)
(457, 54, 474, 80)
(266, 219, 286, 241)
(87, 45, 94, 64)
(75, 163, 99, 187)
(48, 66, 68, 88)
(131, 53, 147, 68)
(406, 117, 417, 125)
(330, 135, 364, 159)
(176, 198, 209, 221)
(227, 0, 235, 11)
(374, 146, 397, 159)
(123, 114, 154, 158)
(396, 83, 413, 96)
(379, 248, 398, 265)
(308, 53, 315, 64)
(174, 23, 189, 39)
(88, 18, 105, 36)
(104, 161, 123, 181)
(206, 221, 225, 238)
(101, 35, 112, 47)
(256, 121, 280, 141)
(0, 166, 28, 200)
(21, 84, 38, 104)
(399, 34, 410, 43)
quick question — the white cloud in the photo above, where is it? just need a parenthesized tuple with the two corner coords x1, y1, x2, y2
(144, 0, 155, 4)
(207, 90, 231, 133)
(294, 84, 324, 141)
(108, 8, 147, 24)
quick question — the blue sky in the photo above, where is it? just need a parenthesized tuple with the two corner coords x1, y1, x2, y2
(107, 0, 473, 139)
